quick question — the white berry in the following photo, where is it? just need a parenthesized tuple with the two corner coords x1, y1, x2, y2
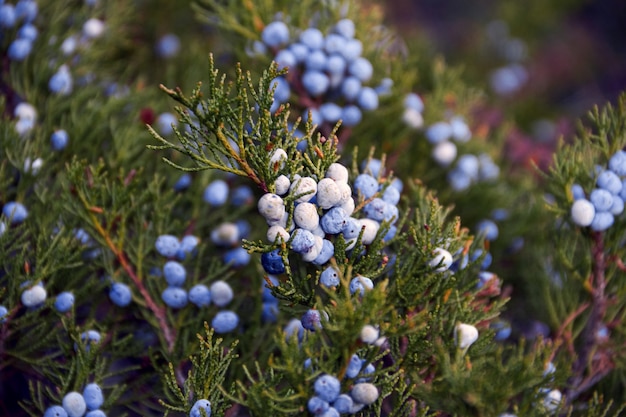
(360, 325, 380, 344)
(432, 141, 457, 166)
(290, 176, 317, 202)
(325, 163, 349, 183)
(359, 218, 380, 245)
(269, 148, 288, 171)
(267, 225, 290, 243)
(274, 175, 291, 195)
(294, 202, 320, 230)
(21, 285, 47, 307)
(429, 247, 453, 272)
(316, 178, 343, 209)
(258, 193, 286, 223)
(455, 323, 479, 349)
(571, 198, 595, 227)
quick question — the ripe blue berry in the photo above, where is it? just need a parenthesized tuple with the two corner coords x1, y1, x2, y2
(161, 287, 188, 309)
(156, 112, 178, 135)
(319, 102, 343, 123)
(0, 4, 16, 28)
(357, 87, 379, 111)
(3, 201, 28, 224)
(312, 239, 334, 266)
(189, 284, 211, 307)
(109, 282, 132, 307)
(321, 207, 348, 234)
(299, 28, 324, 50)
(610, 194, 624, 215)
(597, 170, 622, 195)
(284, 318, 304, 341)
(83, 383, 104, 410)
(290, 228, 316, 253)
(51, 129, 69, 151)
(349, 276, 374, 295)
(163, 261, 187, 287)
(261, 302, 279, 323)
(333, 394, 354, 414)
(301, 309, 322, 331)
(44, 405, 68, 417)
(190, 399, 211, 417)
(15, 0, 38, 22)
(155, 33, 181, 58)
(174, 173, 192, 192)
(354, 174, 378, 198)
(334, 18, 356, 38)
(590, 188, 614, 212)
(212, 310, 239, 333)
(591, 212, 614, 232)
(0, 305, 8, 323)
(49, 66, 73, 95)
(176, 235, 199, 260)
(346, 354, 363, 378)
(302, 70, 330, 97)
(155, 234, 181, 257)
(341, 76, 362, 101)
(231, 185, 254, 206)
(63, 392, 87, 417)
(609, 150, 626, 176)
(80, 330, 101, 350)
(308, 396, 330, 414)
(261, 249, 286, 274)
(348, 57, 373, 82)
(223, 247, 251, 267)
(314, 374, 341, 402)
(210, 280, 233, 307)
(262, 21, 289, 47)
(203, 180, 229, 206)
(476, 219, 499, 241)
(85, 411, 106, 417)
(54, 292, 75, 313)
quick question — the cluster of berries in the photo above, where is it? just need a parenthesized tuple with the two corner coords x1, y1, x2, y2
(44, 383, 106, 417)
(308, 373, 379, 416)
(258, 160, 400, 278)
(258, 18, 385, 129)
(401, 93, 425, 129)
(570, 150, 626, 231)
(154, 234, 239, 333)
(422, 114, 499, 191)
(484, 20, 529, 96)
(0, 0, 38, 62)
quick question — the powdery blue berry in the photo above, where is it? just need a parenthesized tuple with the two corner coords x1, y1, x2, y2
(80, 330, 101, 350)
(212, 310, 239, 333)
(597, 170, 622, 195)
(426, 122, 452, 144)
(476, 219, 499, 241)
(333, 394, 354, 414)
(83, 383, 104, 410)
(156, 112, 178, 135)
(62, 392, 87, 417)
(350, 382, 379, 405)
(346, 354, 363, 378)
(307, 396, 330, 414)
(156, 33, 181, 58)
(51, 129, 69, 151)
(189, 284, 211, 307)
(262, 21, 289, 47)
(313, 239, 334, 265)
(203, 180, 229, 206)
(85, 411, 106, 417)
(318, 407, 340, 417)
(223, 247, 251, 267)
(349, 276, 374, 295)
(49, 66, 73, 95)
(571, 183, 585, 200)
(0, 305, 8, 323)
(290, 228, 316, 253)
(591, 212, 614, 232)
(231, 185, 254, 206)
(44, 405, 69, 417)
(209, 280, 233, 307)
(3, 201, 28, 224)
(611, 195, 624, 215)
(354, 174, 378, 198)
(109, 282, 132, 307)
(284, 318, 304, 341)
(301, 309, 322, 331)
(382, 185, 400, 205)
(349, 57, 373, 82)
(0, 4, 16, 28)
(300, 27, 324, 49)
(176, 235, 199, 259)
(261, 249, 286, 274)
(261, 302, 279, 323)
(210, 222, 239, 247)
(161, 287, 188, 309)
(357, 87, 379, 111)
(319, 102, 343, 122)
(190, 399, 212, 417)
(314, 374, 341, 403)
(341, 105, 362, 127)
(15, 0, 38, 22)
(163, 261, 186, 287)
(609, 150, 626, 176)
(301, 70, 330, 97)
(155, 235, 180, 258)
(54, 292, 75, 313)
(321, 207, 348, 234)
(334, 18, 356, 38)
(590, 188, 614, 212)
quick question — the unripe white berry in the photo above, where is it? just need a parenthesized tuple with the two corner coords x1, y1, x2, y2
(294, 202, 320, 230)
(83, 18, 106, 39)
(455, 323, 479, 349)
(210, 280, 234, 307)
(269, 148, 288, 171)
(543, 389, 562, 412)
(340, 195, 356, 216)
(62, 392, 87, 417)
(311, 225, 326, 238)
(21, 285, 47, 307)
(210, 222, 240, 246)
(360, 325, 380, 344)
(302, 235, 324, 262)
(290, 176, 317, 202)
(571, 198, 595, 227)
(350, 383, 379, 405)
(316, 178, 342, 209)
(267, 225, 290, 243)
(402, 107, 423, 129)
(274, 175, 291, 195)
(325, 162, 349, 183)
(432, 141, 457, 166)
(429, 247, 453, 272)
(359, 219, 379, 245)
(258, 193, 286, 223)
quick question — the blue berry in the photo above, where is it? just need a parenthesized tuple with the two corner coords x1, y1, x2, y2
(597, 170, 622, 195)
(363, 198, 387, 222)
(262, 275, 279, 302)
(299, 28, 324, 50)
(176, 235, 199, 260)
(590, 188, 614, 212)
(63, 392, 87, 417)
(3, 201, 28, 224)
(342, 217, 362, 239)
(302, 70, 330, 96)
(189, 284, 211, 307)
(305, 49, 328, 71)
(83, 383, 104, 410)
(261, 302, 279, 323)
(190, 399, 212, 417)
(382, 185, 400, 205)
(324, 33, 346, 55)
(261, 249, 286, 274)
(155, 234, 180, 257)
(426, 122, 452, 144)
(203, 180, 229, 206)
(591, 212, 614, 232)
(491, 321, 512, 341)
(609, 150, 626, 176)
(270, 76, 290, 104)
(354, 174, 378, 198)
(54, 292, 75, 313)
(51, 129, 69, 151)
(155, 33, 181, 58)
(262, 21, 290, 47)
(610, 194, 624, 215)
(404, 93, 424, 112)
(346, 354, 363, 378)
(350, 382, 379, 405)
(319, 102, 343, 123)
(223, 247, 251, 267)
(341, 76, 362, 101)
(341, 38, 363, 61)
(290, 228, 316, 253)
(80, 330, 101, 348)
(476, 219, 499, 241)
(447, 169, 472, 191)
(326, 54, 347, 75)
(341, 105, 362, 127)
(231, 185, 254, 206)
(174, 173, 192, 191)
(318, 407, 340, 417)
(307, 396, 330, 414)
(312, 239, 334, 265)
(156, 112, 178, 135)
(18, 23, 38, 41)
(333, 394, 354, 414)
(314, 375, 341, 402)
(163, 261, 186, 286)
(301, 309, 322, 331)
(211, 310, 239, 333)
(284, 318, 304, 341)
(109, 282, 132, 307)
(289, 42, 309, 63)
(348, 57, 373, 81)
(49, 67, 73, 95)
(357, 87, 379, 111)
(15, 0, 38, 22)
(0, 4, 16, 28)
(0, 305, 8, 323)
(321, 207, 348, 234)
(274, 49, 297, 70)
(85, 411, 106, 417)
(350, 276, 374, 295)
(161, 287, 188, 309)
(44, 405, 69, 417)
(334, 18, 356, 38)
(210, 280, 233, 307)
